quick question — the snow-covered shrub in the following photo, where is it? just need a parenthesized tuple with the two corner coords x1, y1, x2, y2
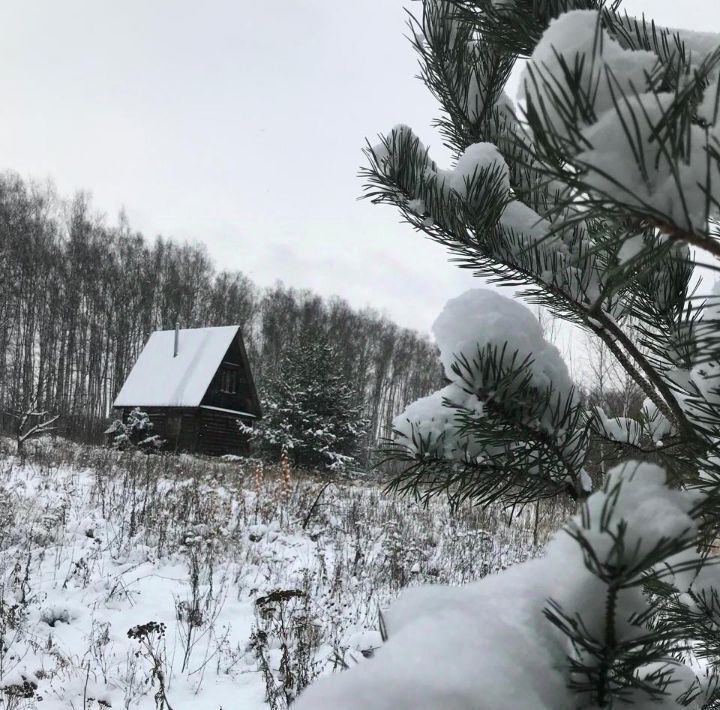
(249, 587, 322, 709)
(296, 1, 720, 707)
(105, 408, 165, 453)
(127, 621, 173, 708)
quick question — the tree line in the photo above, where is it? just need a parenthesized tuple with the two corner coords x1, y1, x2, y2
(0, 172, 442, 449)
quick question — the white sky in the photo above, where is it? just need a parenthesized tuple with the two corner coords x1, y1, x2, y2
(0, 1, 717, 335)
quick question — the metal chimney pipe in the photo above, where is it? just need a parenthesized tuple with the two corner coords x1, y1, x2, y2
(174, 323, 179, 357)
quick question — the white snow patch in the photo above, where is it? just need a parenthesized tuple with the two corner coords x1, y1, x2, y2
(594, 405, 642, 446)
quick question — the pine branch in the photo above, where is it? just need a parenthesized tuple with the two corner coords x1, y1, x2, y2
(587, 313, 695, 439)
(364, 135, 697, 445)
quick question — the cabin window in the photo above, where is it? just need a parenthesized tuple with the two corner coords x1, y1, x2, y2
(219, 368, 238, 394)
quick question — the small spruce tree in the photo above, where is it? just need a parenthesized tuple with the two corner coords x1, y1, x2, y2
(297, 1, 720, 708)
(251, 336, 368, 471)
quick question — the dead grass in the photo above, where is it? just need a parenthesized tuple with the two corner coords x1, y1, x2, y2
(0, 437, 570, 708)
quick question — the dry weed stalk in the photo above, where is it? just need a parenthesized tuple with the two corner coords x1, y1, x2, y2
(279, 449, 292, 506)
(253, 460, 264, 492)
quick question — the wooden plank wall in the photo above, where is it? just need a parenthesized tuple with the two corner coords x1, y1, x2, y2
(197, 409, 251, 455)
(116, 407, 251, 456)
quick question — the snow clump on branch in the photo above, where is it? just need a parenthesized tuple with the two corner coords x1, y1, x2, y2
(392, 288, 576, 459)
(432, 288, 572, 394)
(521, 10, 720, 232)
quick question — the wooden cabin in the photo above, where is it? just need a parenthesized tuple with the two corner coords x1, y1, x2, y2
(112, 325, 261, 455)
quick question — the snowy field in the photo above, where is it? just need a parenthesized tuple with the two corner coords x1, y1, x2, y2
(0, 439, 559, 709)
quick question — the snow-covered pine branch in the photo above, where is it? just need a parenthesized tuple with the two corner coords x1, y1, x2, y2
(297, 1, 720, 707)
(387, 288, 589, 505)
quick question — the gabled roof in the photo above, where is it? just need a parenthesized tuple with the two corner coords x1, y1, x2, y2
(113, 325, 241, 408)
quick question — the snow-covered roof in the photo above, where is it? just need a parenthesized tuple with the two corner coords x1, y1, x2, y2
(113, 326, 240, 408)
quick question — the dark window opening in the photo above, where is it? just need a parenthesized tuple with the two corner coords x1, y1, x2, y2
(220, 368, 238, 394)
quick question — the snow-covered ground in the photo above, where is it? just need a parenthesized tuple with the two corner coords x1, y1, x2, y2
(0, 439, 556, 709)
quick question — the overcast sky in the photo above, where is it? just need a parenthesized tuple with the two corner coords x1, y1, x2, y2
(0, 1, 717, 335)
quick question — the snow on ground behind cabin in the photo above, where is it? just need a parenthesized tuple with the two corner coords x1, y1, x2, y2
(0, 439, 560, 709)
